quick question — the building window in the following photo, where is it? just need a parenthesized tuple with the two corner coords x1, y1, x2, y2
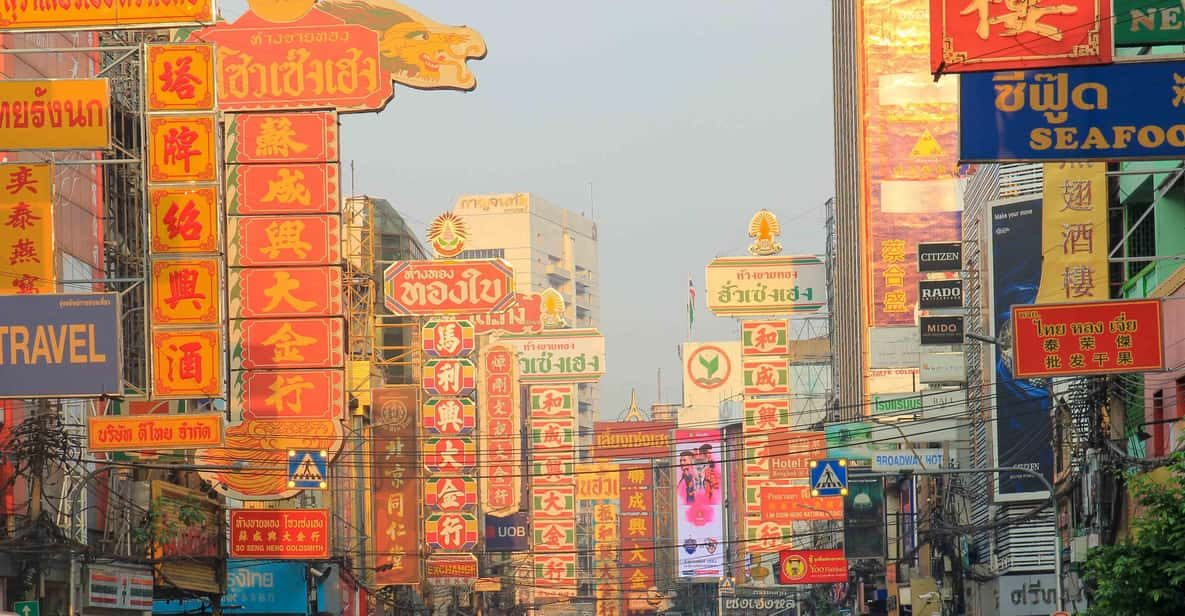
(1124, 200, 1156, 279)
(456, 248, 505, 260)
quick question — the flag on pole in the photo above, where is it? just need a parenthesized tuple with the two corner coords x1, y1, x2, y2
(687, 274, 695, 333)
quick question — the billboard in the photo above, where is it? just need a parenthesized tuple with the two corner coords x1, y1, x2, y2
(860, 0, 964, 330)
(228, 509, 330, 559)
(0, 163, 55, 294)
(498, 328, 606, 383)
(0, 293, 121, 398)
(224, 562, 308, 614)
(383, 259, 515, 315)
(674, 429, 724, 578)
(0, 80, 110, 149)
(705, 255, 827, 316)
(778, 549, 849, 584)
(990, 198, 1054, 498)
(843, 476, 886, 560)
(88, 414, 222, 452)
(592, 421, 674, 459)
(1039, 163, 1109, 302)
(961, 62, 1185, 161)
(485, 512, 529, 552)
(371, 386, 420, 585)
(930, 0, 1111, 73)
(1011, 299, 1165, 377)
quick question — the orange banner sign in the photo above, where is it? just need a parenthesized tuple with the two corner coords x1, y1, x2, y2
(229, 266, 344, 318)
(150, 257, 221, 325)
(1011, 299, 1165, 378)
(0, 163, 54, 294)
(0, 80, 110, 150)
(226, 163, 340, 215)
(147, 114, 217, 183)
(227, 215, 342, 267)
(88, 413, 223, 452)
(146, 44, 216, 111)
(230, 317, 345, 370)
(228, 509, 330, 559)
(232, 369, 344, 421)
(225, 112, 339, 163)
(0, 0, 213, 32)
(761, 485, 843, 522)
(190, 9, 393, 113)
(149, 186, 219, 254)
(151, 328, 223, 398)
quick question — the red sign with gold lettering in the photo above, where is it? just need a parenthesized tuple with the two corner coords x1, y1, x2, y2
(229, 509, 330, 559)
(930, 0, 1111, 74)
(227, 215, 342, 267)
(151, 258, 221, 325)
(383, 259, 516, 316)
(226, 164, 340, 215)
(152, 328, 223, 398)
(225, 112, 338, 163)
(232, 369, 345, 421)
(1010, 299, 1164, 378)
(148, 114, 217, 183)
(229, 267, 344, 318)
(149, 187, 219, 253)
(147, 43, 216, 111)
(371, 386, 421, 585)
(190, 9, 393, 113)
(231, 317, 345, 370)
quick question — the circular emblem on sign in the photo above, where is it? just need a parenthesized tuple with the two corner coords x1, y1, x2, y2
(246, 0, 316, 23)
(427, 212, 469, 258)
(683, 537, 698, 555)
(781, 554, 808, 582)
(706, 538, 719, 554)
(686, 345, 731, 390)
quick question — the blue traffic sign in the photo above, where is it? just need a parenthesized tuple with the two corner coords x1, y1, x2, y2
(810, 458, 848, 497)
(287, 449, 328, 489)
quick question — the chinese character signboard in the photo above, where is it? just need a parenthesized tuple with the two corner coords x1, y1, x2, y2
(147, 44, 216, 111)
(424, 512, 480, 551)
(422, 359, 476, 396)
(741, 319, 789, 355)
(0, 80, 110, 150)
(0, 293, 122, 397)
(0, 163, 54, 294)
(225, 112, 339, 163)
(706, 256, 826, 316)
(225, 163, 341, 215)
(425, 477, 478, 512)
(151, 258, 222, 325)
(227, 215, 342, 266)
(0, 0, 213, 31)
(147, 114, 217, 183)
(152, 329, 222, 398)
(87, 414, 223, 452)
(149, 187, 220, 254)
(531, 384, 578, 598)
(931, 0, 1111, 74)
(228, 509, 330, 559)
(423, 320, 475, 357)
(961, 62, 1185, 161)
(1038, 163, 1108, 303)
(232, 369, 344, 420)
(383, 259, 515, 315)
(229, 267, 343, 318)
(499, 328, 606, 382)
(423, 397, 476, 435)
(742, 359, 790, 396)
(230, 317, 345, 370)
(619, 463, 655, 608)
(1011, 299, 1164, 378)
(481, 344, 521, 516)
(371, 387, 420, 585)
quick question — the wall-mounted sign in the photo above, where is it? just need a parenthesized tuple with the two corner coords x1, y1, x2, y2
(224, 112, 339, 164)
(742, 359, 790, 396)
(591, 421, 674, 459)
(871, 449, 946, 472)
(485, 512, 529, 552)
(918, 279, 963, 310)
(422, 359, 476, 396)
(149, 187, 220, 254)
(917, 242, 962, 273)
(0, 163, 55, 295)
(425, 554, 479, 586)
(227, 215, 342, 267)
(920, 350, 966, 384)
(88, 414, 223, 452)
(1115, 0, 1185, 46)
(230, 317, 345, 370)
(229, 266, 344, 319)
(499, 329, 605, 383)
(1011, 299, 1164, 378)
(228, 509, 330, 559)
(0, 0, 212, 31)
(919, 315, 964, 345)
(422, 320, 475, 358)
(86, 565, 154, 612)
(147, 114, 216, 182)
(741, 319, 790, 355)
(706, 255, 827, 316)
(424, 512, 480, 551)
(383, 259, 515, 316)
(146, 44, 216, 112)
(225, 163, 341, 215)
(778, 549, 849, 585)
(468, 292, 545, 335)
(0, 79, 111, 150)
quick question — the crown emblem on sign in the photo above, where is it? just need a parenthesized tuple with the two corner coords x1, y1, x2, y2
(540, 288, 567, 329)
(427, 212, 469, 258)
(747, 209, 782, 256)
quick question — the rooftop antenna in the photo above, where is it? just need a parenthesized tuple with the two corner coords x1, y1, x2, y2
(588, 181, 595, 219)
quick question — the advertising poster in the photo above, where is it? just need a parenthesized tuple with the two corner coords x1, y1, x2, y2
(674, 429, 724, 577)
(990, 198, 1054, 498)
(842, 476, 886, 560)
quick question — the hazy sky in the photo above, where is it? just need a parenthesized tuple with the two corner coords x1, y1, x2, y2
(223, 0, 836, 416)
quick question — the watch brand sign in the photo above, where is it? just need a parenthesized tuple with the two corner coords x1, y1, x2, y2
(917, 242, 962, 273)
(920, 315, 964, 345)
(918, 279, 963, 309)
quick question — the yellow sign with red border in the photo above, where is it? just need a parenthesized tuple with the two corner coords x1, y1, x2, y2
(152, 328, 223, 398)
(0, 163, 54, 294)
(147, 114, 217, 183)
(147, 44, 216, 112)
(88, 413, 224, 452)
(151, 257, 221, 325)
(0, 80, 110, 150)
(149, 186, 219, 254)
(0, 0, 214, 32)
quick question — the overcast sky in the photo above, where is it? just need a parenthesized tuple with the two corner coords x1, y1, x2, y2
(222, 0, 836, 416)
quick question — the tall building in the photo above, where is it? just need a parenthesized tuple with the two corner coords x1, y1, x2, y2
(452, 192, 601, 454)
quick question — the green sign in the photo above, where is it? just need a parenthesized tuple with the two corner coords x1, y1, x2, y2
(1115, 0, 1185, 46)
(15, 601, 39, 616)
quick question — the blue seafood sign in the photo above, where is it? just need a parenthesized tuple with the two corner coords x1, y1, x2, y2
(961, 61, 1185, 161)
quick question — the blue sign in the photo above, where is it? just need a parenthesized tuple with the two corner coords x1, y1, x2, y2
(225, 561, 308, 614)
(0, 293, 121, 397)
(810, 458, 848, 497)
(288, 449, 328, 489)
(961, 61, 1185, 161)
(485, 512, 529, 552)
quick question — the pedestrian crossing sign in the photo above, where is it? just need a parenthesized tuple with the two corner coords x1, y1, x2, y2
(809, 458, 848, 497)
(288, 449, 329, 489)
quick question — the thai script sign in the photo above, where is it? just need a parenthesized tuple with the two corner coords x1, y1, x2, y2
(778, 549, 848, 584)
(576, 463, 620, 501)
(383, 258, 515, 316)
(706, 255, 826, 316)
(190, 9, 393, 112)
(226, 163, 341, 215)
(425, 554, 479, 586)
(499, 328, 605, 383)
(998, 573, 1089, 616)
(468, 292, 544, 335)
(1038, 162, 1109, 302)
(741, 319, 789, 355)
(371, 386, 420, 585)
(0, 163, 54, 294)
(225, 111, 339, 163)
(0, 0, 213, 31)
(1011, 299, 1164, 377)
(230, 317, 345, 370)
(481, 344, 521, 515)
(151, 481, 222, 594)
(0, 79, 110, 150)
(591, 421, 674, 459)
(228, 509, 330, 559)
(961, 61, 1185, 161)
(1115, 0, 1185, 46)
(146, 44, 216, 112)
(759, 485, 843, 522)
(88, 414, 223, 452)
(230, 266, 344, 318)
(223, 561, 309, 615)
(227, 214, 342, 267)
(930, 0, 1110, 74)
(0, 293, 121, 398)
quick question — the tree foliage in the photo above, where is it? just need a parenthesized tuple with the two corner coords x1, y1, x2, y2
(1083, 452, 1185, 616)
